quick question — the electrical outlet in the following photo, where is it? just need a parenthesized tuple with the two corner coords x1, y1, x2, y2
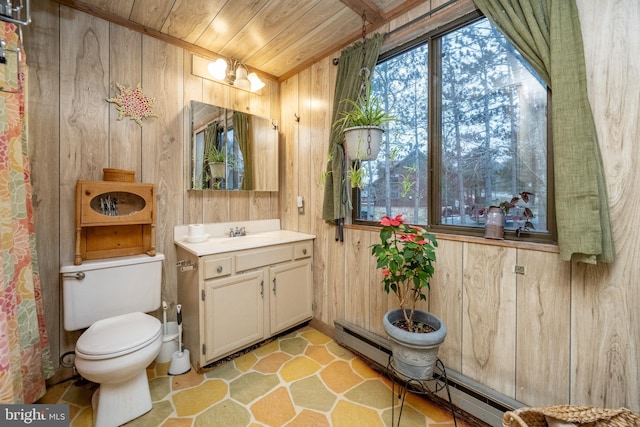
(297, 196, 304, 214)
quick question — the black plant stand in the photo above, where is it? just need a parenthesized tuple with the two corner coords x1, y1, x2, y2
(387, 356, 457, 427)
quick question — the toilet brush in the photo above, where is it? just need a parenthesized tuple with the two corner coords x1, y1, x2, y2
(168, 304, 191, 375)
(162, 300, 168, 335)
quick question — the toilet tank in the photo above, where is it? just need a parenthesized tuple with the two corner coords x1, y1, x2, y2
(61, 253, 165, 331)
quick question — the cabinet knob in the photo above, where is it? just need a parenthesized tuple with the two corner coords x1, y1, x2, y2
(217, 265, 223, 273)
(302, 248, 307, 255)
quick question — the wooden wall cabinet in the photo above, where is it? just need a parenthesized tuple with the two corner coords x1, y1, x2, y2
(176, 240, 313, 372)
(75, 181, 156, 265)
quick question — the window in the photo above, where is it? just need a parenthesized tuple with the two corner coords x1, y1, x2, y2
(354, 15, 552, 241)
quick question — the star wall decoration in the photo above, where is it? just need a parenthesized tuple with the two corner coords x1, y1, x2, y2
(106, 83, 157, 126)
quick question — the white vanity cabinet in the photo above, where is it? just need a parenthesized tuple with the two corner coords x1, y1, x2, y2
(176, 236, 313, 372)
(204, 269, 265, 361)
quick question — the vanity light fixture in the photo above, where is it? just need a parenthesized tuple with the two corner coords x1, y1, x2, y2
(247, 71, 265, 92)
(198, 55, 265, 93)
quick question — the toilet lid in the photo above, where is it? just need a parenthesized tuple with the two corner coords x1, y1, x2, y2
(76, 312, 162, 359)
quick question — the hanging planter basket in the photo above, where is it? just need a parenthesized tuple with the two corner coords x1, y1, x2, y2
(343, 126, 383, 161)
(209, 162, 226, 179)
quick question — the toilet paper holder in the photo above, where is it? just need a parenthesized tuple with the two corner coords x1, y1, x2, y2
(176, 259, 197, 272)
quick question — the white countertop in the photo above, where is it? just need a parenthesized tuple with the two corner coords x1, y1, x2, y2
(174, 220, 316, 256)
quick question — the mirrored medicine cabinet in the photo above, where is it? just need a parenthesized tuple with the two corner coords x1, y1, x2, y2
(189, 100, 278, 191)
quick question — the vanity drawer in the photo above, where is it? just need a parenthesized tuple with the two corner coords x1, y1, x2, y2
(203, 256, 233, 279)
(235, 245, 293, 272)
(294, 242, 313, 259)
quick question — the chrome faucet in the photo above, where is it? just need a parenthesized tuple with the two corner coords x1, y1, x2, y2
(229, 227, 246, 237)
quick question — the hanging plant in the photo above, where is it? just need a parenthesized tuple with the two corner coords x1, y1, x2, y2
(347, 162, 366, 189)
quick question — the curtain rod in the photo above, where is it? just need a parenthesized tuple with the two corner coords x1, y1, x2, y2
(333, 0, 461, 65)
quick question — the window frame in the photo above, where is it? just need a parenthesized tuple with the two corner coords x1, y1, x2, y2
(351, 11, 556, 244)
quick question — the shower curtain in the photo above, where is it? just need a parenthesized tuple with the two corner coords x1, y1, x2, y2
(0, 22, 54, 404)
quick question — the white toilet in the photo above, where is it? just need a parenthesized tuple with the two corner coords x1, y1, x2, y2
(61, 253, 165, 427)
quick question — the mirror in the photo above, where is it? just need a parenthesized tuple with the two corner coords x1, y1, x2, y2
(189, 100, 278, 191)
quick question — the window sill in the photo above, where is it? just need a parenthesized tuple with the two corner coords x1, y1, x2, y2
(345, 223, 559, 254)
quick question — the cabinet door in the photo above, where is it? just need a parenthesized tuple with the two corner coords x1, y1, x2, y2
(77, 181, 155, 225)
(269, 259, 313, 336)
(204, 270, 266, 362)
(462, 243, 516, 398)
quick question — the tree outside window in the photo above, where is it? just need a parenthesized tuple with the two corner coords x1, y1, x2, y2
(354, 16, 550, 239)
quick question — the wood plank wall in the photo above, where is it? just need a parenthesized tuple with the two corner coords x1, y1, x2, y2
(23, 0, 280, 362)
(21, 0, 639, 412)
(280, 0, 640, 412)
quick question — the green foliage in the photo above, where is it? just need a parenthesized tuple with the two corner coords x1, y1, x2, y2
(205, 145, 238, 172)
(334, 83, 396, 132)
(370, 215, 438, 332)
(347, 162, 366, 189)
(401, 165, 416, 197)
(319, 153, 334, 186)
(204, 145, 225, 164)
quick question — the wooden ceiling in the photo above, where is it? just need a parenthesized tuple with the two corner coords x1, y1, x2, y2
(53, 0, 429, 81)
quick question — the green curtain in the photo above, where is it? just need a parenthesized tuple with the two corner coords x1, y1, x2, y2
(234, 112, 253, 190)
(474, 0, 614, 264)
(322, 33, 384, 223)
(203, 121, 218, 187)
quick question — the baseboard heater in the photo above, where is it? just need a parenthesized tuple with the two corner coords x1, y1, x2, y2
(334, 319, 525, 427)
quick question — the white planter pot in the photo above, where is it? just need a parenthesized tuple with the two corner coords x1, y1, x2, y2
(383, 309, 446, 380)
(343, 126, 383, 161)
(209, 162, 226, 179)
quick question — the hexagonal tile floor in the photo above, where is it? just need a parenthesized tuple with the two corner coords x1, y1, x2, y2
(38, 326, 476, 426)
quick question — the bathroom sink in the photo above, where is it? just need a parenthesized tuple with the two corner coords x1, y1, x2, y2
(207, 233, 277, 245)
(175, 229, 315, 256)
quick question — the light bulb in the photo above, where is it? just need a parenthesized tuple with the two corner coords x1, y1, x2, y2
(248, 72, 265, 92)
(234, 65, 251, 91)
(207, 58, 227, 80)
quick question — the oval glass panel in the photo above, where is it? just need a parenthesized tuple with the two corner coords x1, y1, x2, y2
(89, 191, 146, 217)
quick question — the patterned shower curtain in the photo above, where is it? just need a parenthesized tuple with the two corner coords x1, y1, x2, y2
(0, 22, 54, 404)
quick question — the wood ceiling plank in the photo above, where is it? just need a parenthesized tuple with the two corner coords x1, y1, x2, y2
(129, 0, 174, 30)
(261, 7, 362, 77)
(277, 0, 436, 80)
(195, 0, 270, 54)
(161, 0, 228, 44)
(247, 0, 348, 69)
(220, 0, 322, 62)
(53, 0, 454, 79)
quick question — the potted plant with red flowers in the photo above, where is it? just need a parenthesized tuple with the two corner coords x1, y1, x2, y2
(370, 214, 446, 380)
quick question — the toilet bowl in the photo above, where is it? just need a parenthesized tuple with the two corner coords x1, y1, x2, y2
(74, 312, 162, 427)
(61, 253, 166, 427)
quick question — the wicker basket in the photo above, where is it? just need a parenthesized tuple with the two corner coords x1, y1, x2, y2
(503, 405, 640, 427)
(103, 168, 135, 182)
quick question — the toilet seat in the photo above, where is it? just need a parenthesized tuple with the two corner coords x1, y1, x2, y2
(76, 312, 162, 360)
